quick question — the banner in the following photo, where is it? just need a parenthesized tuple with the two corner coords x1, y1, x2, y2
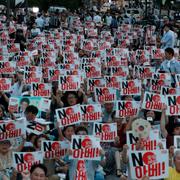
(142, 92, 165, 112)
(13, 151, 43, 173)
(104, 76, 120, 89)
(87, 78, 106, 92)
(93, 123, 117, 142)
(84, 65, 101, 78)
(24, 71, 42, 84)
(56, 104, 81, 127)
(0, 120, 26, 141)
(0, 78, 11, 92)
(80, 104, 102, 122)
(115, 100, 140, 118)
(129, 150, 169, 179)
(8, 96, 50, 114)
(161, 86, 179, 95)
(120, 79, 141, 95)
(31, 83, 51, 97)
(134, 66, 155, 79)
(41, 140, 70, 159)
(165, 95, 180, 115)
(94, 87, 117, 103)
(70, 135, 101, 160)
(59, 75, 81, 91)
(0, 61, 16, 74)
(126, 130, 163, 151)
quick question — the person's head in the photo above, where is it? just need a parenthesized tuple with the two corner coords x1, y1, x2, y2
(173, 122, 180, 135)
(104, 102, 114, 113)
(0, 140, 11, 154)
(25, 105, 38, 121)
(28, 133, 37, 144)
(75, 126, 88, 135)
(62, 125, 75, 141)
(20, 98, 30, 112)
(165, 47, 174, 60)
(163, 24, 171, 32)
(32, 23, 37, 29)
(64, 91, 79, 106)
(17, 69, 24, 81)
(144, 110, 156, 120)
(0, 105, 5, 119)
(30, 164, 47, 180)
(16, 29, 24, 37)
(34, 135, 48, 150)
(174, 150, 180, 173)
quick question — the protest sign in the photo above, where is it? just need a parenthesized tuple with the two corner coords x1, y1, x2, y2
(109, 66, 129, 77)
(120, 79, 141, 95)
(80, 104, 102, 122)
(56, 104, 81, 127)
(59, 75, 81, 91)
(31, 83, 51, 97)
(115, 100, 140, 118)
(142, 92, 165, 112)
(175, 74, 180, 87)
(104, 76, 121, 89)
(24, 71, 42, 84)
(13, 151, 43, 173)
(87, 78, 106, 92)
(70, 135, 101, 160)
(0, 78, 11, 92)
(93, 123, 117, 142)
(94, 87, 117, 103)
(41, 140, 70, 159)
(48, 69, 61, 82)
(174, 136, 180, 149)
(84, 65, 101, 78)
(0, 120, 26, 141)
(0, 61, 16, 74)
(165, 95, 180, 115)
(161, 86, 179, 95)
(134, 66, 155, 79)
(126, 130, 161, 151)
(129, 150, 169, 179)
(8, 96, 50, 115)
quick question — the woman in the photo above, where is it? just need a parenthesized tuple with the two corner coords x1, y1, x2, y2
(30, 164, 48, 180)
(33, 135, 49, 151)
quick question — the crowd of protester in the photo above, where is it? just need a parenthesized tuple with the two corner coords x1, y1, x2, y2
(0, 5, 180, 180)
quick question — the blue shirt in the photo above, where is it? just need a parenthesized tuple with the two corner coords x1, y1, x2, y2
(161, 30, 175, 49)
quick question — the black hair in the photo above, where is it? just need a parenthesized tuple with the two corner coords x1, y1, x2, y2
(20, 97, 30, 105)
(27, 133, 37, 142)
(164, 24, 171, 29)
(61, 91, 80, 107)
(165, 47, 174, 56)
(33, 135, 48, 148)
(30, 164, 48, 176)
(75, 126, 88, 135)
(25, 105, 38, 115)
(62, 125, 75, 137)
(21, 146, 36, 152)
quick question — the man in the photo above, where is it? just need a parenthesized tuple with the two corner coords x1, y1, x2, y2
(31, 23, 41, 38)
(165, 150, 180, 180)
(161, 24, 175, 49)
(159, 48, 180, 85)
(35, 14, 44, 31)
(24, 105, 38, 122)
